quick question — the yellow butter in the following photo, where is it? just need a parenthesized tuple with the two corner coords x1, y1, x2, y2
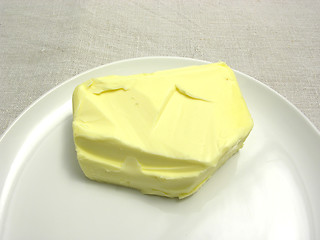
(72, 63, 253, 199)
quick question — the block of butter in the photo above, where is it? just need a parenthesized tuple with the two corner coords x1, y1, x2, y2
(72, 62, 253, 199)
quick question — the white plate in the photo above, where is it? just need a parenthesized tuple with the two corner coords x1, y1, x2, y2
(0, 57, 319, 240)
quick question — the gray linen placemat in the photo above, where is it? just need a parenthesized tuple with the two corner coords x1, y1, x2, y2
(0, 0, 319, 136)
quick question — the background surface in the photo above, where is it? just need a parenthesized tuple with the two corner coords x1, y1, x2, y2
(0, 0, 319, 135)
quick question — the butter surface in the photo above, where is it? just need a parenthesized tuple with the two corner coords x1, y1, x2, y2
(72, 63, 253, 198)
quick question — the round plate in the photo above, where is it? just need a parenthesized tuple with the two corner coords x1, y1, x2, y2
(0, 57, 319, 240)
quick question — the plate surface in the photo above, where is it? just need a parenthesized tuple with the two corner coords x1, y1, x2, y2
(0, 57, 319, 240)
